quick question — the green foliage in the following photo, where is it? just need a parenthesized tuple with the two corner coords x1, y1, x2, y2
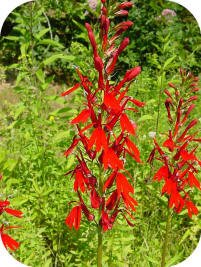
(0, 0, 201, 266)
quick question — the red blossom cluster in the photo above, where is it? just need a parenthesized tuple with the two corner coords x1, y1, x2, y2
(149, 69, 201, 218)
(62, 1, 144, 231)
(0, 174, 23, 250)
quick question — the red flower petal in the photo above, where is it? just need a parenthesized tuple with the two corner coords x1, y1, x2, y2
(154, 166, 169, 181)
(116, 173, 134, 197)
(1, 233, 20, 251)
(188, 172, 201, 190)
(118, 2, 133, 9)
(185, 200, 199, 218)
(103, 149, 124, 170)
(90, 189, 102, 209)
(104, 93, 121, 113)
(4, 208, 23, 218)
(129, 98, 145, 107)
(65, 206, 82, 230)
(120, 113, 135, 135)
(64, 137, 80, 158)
(71, 109, 90, 124)
(121, 192, 138, 211)
(103, 171, 117, 192)
(88, 127, 108, 152)
(125, 138, 141, 163)
(106, 190, 118, 210)
(61, 83, 80, 97)
(74, 169, 86, 193)
(163, 138, 175, 152)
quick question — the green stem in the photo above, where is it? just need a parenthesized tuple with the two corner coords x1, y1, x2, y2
(161, 209, 172, 267)
(97, 225, 103, 267)
(155, 71, 164, 135)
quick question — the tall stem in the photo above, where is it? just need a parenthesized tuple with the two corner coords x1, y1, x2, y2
(161, 208, 172, 267)
(97, 167, 103, 267)
(97, 225, 103, 267)
(155, 71, 164, 135)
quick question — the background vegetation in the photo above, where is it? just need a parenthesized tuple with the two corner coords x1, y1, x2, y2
(0, 0, 201, 266)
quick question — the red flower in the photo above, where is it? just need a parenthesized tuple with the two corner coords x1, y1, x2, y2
(125, 137, 141, 162)
(103, 148, 124, 170)
(104, 92, 121, 113)
(99, 211, 113, 232)
(116, 66, 141, 91)
(154, 165, 169, 181)
(0, 225, 20, 251)
(90, 188, 102, 209)
(163, 131, 175, 152)
(88, 127, 108, 152)
(116, 173, 134, 197)
(74, 168, 86, 193)
(85, 23, 97, 54)
(61, 83, 80, 97)
(71, 109, 91, 124)
(115, 10, 129, 17)
(106, 190, 118, 210)
(103, 171, 117, 192)
(150, 70, 201, 218)
(118, 2, 133, 9)
(185, 200, 198, 218)
(81, 203, 94, 221)
(120, 113, 135, 135)
(65, 206, 82, 230)
(63, 0, 141, 233)
(188, 172, 201, 189)
(64, 136, 80, 158)
(121, 193, 138, 212)
(4, 208, 23, 218)
(106, 37, 130, 74)
(0, 200, 23, 218)
(128, 97, 145, 107)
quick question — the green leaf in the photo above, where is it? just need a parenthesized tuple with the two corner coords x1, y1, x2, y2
(39, 39, 64, 48)
(179, 229, 191, 245)
(164, 56, 176, 70)
(53, 131, 70, 142)
(72, 19, 86, 32)
(35, 29, 50, 40)
(13, 104, 25, 119)
(43, 258, 52, 267)
(16, 72, 28, 85)
(6, 178, 20, 187)
(3, 159, 18, 172)
(138, 115, 154, 122)
(43, 54, 75, 65)
(20, 43, 29, 58)
(32, 180, 41, 194)
(4, 36, 19, 41)
(166, 252, 183, 266)
(36, 69, 45, 83)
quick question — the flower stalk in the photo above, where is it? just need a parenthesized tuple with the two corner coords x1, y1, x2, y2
(161, 208, 172, 267)
(62, 1, 144, 264)
(97, 166, 104, 267)
(148, 69, 201, 266)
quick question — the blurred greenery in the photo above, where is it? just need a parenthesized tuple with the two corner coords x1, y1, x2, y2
(0, 0, 201, 266)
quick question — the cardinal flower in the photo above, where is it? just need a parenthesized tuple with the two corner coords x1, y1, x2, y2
(0, 225, 20, 251)
(149, 69, 201, 218)
(65, 205, 82, 230)
(63, 4, 143, 260)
